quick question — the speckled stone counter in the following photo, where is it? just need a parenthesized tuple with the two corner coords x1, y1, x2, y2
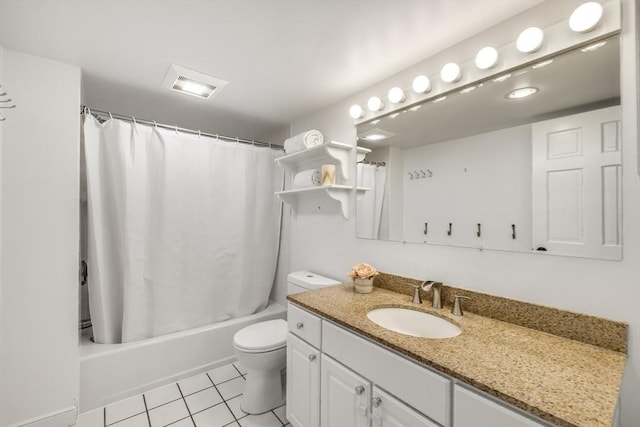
(288, 283, 627, 427)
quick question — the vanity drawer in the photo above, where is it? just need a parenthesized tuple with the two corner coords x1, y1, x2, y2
(288, 303, 322, 348)
(322, 321, 451, 426)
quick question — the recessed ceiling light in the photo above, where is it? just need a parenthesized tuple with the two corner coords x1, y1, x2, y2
(162, 64, 227, 99)
(360, 128, 395, 141)
(569, 2, 603, 33)
(581, 41, 607, 52)
(507, 87, 539, 99)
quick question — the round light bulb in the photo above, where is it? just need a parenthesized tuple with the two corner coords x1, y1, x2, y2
(440, 63, 462, 83)
(517, 27, 544, 53)
(412, 75, 431, 94)
(388, 87, 406, 104)
(569, 2, 603, 33)
(367, 96, 384, 112)
(475, 47, 498, 70)
(349, 104, 364, 119)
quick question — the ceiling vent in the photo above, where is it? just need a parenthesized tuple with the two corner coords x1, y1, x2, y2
(162, 64, 228, 99)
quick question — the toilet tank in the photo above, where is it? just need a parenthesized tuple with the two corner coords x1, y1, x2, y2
(287, 271, 341, 295)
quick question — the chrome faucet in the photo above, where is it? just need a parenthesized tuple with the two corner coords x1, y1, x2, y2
(421, 281, 442, 309)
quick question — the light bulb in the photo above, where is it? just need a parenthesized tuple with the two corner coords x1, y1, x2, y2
(367, 96, 384, 112)
(440, 63, 462, 83)
(475, 47, 498, 70)
(569, 2, 603, 33)
(388, 87, 406, 104)
(349, 104, 364, 119)
(412, 75, 431, 94)
(517, 27, 544, 53)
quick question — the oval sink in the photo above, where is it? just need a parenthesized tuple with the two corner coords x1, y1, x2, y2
(366, 307, 461, 339)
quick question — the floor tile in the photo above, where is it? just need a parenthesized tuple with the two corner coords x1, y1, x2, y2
(191, 403, 235, 427)
(145, 383, 182, 410)
(272, 405, 287, 424)
(148, 399, 190, 427)
(216, 377, 245, 400)
(106, 394, 146, 425)
(225, 396, 247, 420)
(185, 387, 224, 414)
(208, 364, 242, 385)
(233, 362, 247, 375)
(237, 412, 283, 427)
(166, 417, 195, 427)
(179, 373, 214, 396)
(111, 413, 150, 427)
(76, 408, 104, 427)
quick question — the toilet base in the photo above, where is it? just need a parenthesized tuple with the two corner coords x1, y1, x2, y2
(240, 368, 285, 414)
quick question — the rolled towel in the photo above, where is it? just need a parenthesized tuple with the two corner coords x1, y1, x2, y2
(293, 169, 323, 188)
(284, 130, 324, 154)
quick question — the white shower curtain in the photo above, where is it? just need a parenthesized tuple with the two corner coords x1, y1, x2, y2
(83, 115, 283, 344)
(356, 163, 387, 239)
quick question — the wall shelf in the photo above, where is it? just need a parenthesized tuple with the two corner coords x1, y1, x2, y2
(276, 186, 369, 219)
(276, 140, 364, 179)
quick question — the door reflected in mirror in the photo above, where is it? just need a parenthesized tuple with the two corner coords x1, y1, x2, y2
(356, 37, 621, 260)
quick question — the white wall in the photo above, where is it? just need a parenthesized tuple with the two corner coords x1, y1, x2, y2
(0, 48, 80, 426)
(287, 1, 640, 426)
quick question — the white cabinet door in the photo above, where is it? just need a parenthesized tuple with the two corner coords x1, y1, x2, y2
(321, 355, 370, 427)
(371, 387, 439, 427)
(531, 105, 621, 259)
(454, 385, 548, 427)
(287, 333, 321, 427)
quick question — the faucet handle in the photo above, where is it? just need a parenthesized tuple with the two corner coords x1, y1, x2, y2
(420, 280, 435, 291)
(451, 295, 471, 316)
(406, 283, 422, 304)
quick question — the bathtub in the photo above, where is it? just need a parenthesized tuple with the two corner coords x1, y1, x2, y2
(79, 302, 286, 412)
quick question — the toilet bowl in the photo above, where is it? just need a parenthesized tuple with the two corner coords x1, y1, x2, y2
(232, 271, 341, 414)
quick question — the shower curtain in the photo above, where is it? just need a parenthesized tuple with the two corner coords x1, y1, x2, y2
(83, 115, 283, 344)
(356, 163, 387, 239)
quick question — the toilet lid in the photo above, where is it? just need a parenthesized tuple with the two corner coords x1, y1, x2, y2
(233, 319, 287, 353)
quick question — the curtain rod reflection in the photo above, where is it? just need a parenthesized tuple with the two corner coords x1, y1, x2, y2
(358, 160, 386, 167)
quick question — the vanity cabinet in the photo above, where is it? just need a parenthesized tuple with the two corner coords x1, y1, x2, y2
(287, 333, 321, 427)
(286, 303, 553, 427)
(453, 385, 547, 427)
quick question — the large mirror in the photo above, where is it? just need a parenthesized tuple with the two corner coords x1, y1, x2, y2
(356, 36, 621, 260)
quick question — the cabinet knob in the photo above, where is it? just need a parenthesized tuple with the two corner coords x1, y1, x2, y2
(296, 322, 304, 329)
(308, 354, 317, 362)
(372, 397, 382, 408)
(355, 385, 365, 395)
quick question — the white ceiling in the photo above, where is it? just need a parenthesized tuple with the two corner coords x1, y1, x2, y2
(0, 0, 544, 139)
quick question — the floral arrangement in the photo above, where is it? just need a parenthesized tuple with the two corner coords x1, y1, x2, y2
(347, 263, 380, 280)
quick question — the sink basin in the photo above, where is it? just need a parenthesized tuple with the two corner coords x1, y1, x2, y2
(366, 307, 461, 339)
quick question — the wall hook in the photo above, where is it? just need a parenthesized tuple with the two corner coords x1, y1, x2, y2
(447, 223, 452, 236)
(408, 172, 414, 180)
(424, 222, 428, 235)
(0, 105, 16, 109)
(0, 98, 12, 103)
(420, 170, 426, 178)
(511, 224, 516, 240)
(426, 169, 433, 177)
(476, 223, 481, 237)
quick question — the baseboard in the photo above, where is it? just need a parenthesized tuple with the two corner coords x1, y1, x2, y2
(7, 404, 77, 427)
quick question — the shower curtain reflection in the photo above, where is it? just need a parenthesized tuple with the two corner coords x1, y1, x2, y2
(83, 115, 283, 344)
(356, 163, 387, 239)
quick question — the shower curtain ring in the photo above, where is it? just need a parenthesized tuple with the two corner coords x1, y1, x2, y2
(153, 120, 158, 128)
(175, 125, 179, 135)
(109, 112, 113, 121)
(198, 130, 201, 138)
(132, 116, 137, 126)
(236, 137, 239, 144)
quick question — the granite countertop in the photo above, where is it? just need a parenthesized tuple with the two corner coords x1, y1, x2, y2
(288, 283, 627, 427)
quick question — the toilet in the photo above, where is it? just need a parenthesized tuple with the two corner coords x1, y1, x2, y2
(233, 271, 341, 414)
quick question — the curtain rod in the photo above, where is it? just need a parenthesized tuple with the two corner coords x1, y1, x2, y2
(81, 106, 283, 150)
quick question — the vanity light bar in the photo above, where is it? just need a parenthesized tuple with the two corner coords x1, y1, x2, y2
(348, 0, 612, 122)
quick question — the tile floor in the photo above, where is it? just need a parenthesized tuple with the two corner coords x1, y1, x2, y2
(76, 362, 289, 427)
